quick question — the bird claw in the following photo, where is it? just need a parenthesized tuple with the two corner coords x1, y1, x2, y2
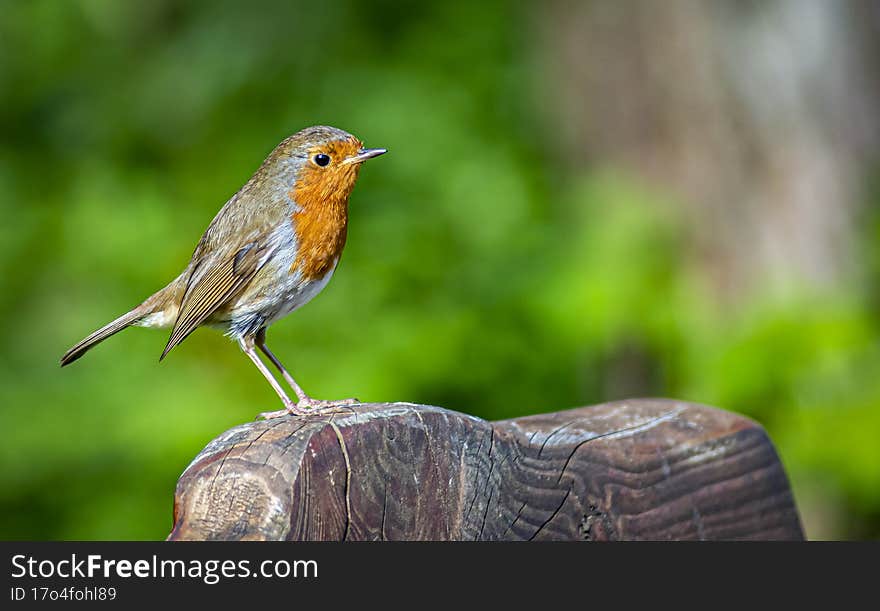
(256, 397, 361, 420)
(299, 397, 360, 409)
(256, 408, 298, 420)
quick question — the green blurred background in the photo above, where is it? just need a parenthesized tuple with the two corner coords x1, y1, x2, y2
(2, 0, 879, 540)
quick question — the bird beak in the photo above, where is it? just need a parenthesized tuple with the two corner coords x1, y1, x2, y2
(342, 148, 387, 165)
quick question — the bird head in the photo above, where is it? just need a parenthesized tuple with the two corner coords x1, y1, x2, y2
(269, 125, 386, 208)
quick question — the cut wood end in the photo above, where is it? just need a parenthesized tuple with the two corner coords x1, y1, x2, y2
(169, 400, 803, 541)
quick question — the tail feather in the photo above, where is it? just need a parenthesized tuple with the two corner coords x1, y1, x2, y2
(60, 308, 145, 367)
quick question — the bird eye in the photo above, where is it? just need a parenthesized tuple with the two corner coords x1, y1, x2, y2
(313, 153, 331, 167)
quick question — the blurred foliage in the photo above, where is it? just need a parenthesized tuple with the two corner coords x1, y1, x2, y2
(0, 0, 878, 540)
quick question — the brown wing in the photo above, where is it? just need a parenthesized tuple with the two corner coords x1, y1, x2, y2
(160, 242, 271, 359)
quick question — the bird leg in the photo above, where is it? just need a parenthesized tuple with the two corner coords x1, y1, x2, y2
(252, 328, 359, 419)
(239, 335, 312, 417)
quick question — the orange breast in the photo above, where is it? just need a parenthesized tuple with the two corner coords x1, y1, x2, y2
(288, 137, 365, 281)
(289, 175, 360, 280)
(290, 200, 348, 281)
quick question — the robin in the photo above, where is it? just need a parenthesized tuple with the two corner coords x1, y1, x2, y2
(61, 125, 386, 419)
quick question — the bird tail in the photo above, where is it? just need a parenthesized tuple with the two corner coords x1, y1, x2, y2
(60, 307, 147, 367)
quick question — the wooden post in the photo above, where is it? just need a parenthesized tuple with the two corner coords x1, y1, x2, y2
(168, 399, 804, 541)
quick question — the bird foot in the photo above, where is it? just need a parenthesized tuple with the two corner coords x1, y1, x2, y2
(256, 397, 361, 420)
(300, 396, 360, 409)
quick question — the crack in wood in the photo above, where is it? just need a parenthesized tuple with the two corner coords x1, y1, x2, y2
(502, 500, 529, 540)
(328, 420, 353, 541)
(476, 429, 496, 541)
(475, 433, 523, 540)
(463, 430, 489, 525)
(380, 481, 388, 541)
(411, 407, 446, 530)
(276, 420, 310, 457)
(555, 408, 684, 485)
(411, 408, 442, 480)
(529, 486, 572, 541)
(207, 445, 235, 505)
(538, 421, 575, 457)
(219, 419, 290, 518)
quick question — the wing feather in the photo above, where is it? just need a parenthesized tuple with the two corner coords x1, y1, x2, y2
(160, 242, 271, 359)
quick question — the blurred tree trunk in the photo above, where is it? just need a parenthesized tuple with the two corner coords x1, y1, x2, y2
(539, 0, 880, 299)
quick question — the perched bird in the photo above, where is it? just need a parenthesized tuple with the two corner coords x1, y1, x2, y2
(61, 125, 386, 419)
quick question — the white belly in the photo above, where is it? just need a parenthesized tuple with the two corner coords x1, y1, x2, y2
(224, 254, 338, 338)
(267, 262, 336, 325)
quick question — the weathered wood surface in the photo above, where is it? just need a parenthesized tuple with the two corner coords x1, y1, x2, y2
(168, 399, 804, 541)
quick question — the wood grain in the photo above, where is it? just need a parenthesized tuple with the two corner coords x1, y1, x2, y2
(168, 399, 804, 541)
